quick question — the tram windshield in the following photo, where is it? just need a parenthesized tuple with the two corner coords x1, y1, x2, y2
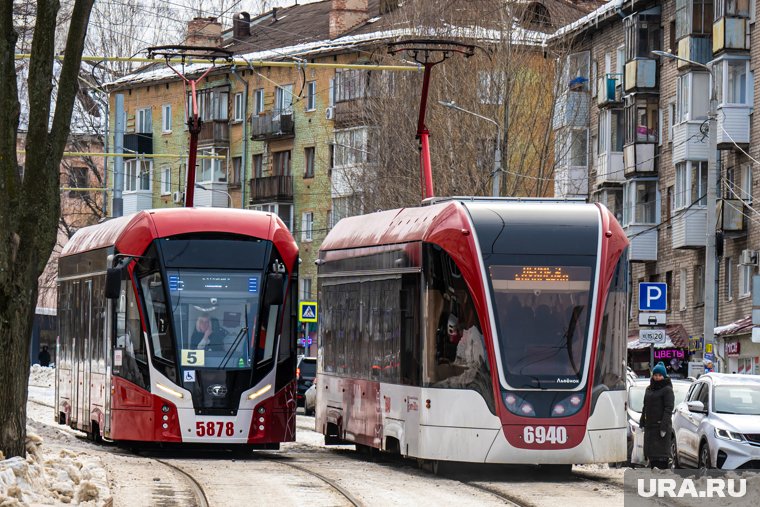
(489, 264, 593, 389)
(166, 270, 261, 370)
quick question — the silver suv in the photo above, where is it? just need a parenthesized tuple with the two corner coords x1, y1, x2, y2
(672, 373, 760, 469)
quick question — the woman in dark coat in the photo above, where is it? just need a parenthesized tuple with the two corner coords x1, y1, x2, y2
(640, 361, 675, 469)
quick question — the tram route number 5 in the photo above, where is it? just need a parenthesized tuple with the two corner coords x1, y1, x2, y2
(523, 426, 567, 444)
(196, 421, 235, 437)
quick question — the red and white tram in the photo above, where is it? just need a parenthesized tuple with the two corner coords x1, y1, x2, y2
(316, 198, 629, 465)
(56, 208, 298, 449)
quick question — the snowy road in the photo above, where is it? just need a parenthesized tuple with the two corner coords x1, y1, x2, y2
(24, 384, 625, 506)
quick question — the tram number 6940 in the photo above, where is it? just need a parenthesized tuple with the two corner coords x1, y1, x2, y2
(196, 421, 235, 437)
(523, 426, 567, 444)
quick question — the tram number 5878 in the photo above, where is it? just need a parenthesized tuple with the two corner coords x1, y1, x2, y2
(523, 426, 567, 444)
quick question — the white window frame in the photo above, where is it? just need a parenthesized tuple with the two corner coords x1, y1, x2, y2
(136, 107, 152, 134)
(306, 81, 317, 111)
(716, 56, 752, 107)
(740, 263, 753, 297)
(254, 88, 265, 115)
(253, 203, 293, 232)
(725, 257, 733, 302)
(622, 178, 659, 226)
(679, 268, 688, 310)
(233, 92, 244, 122)
(565, 52, 590, 91)
(161, 104, 171, 133)
(301, 211, 313, 242)
(124, 159, 152, 192)
(334, 127, 370, 168)
(160, 165, 171, 195)
(676, 72, 710, 123)
(740, 164, 753, 203)
(668, 101, 676, 143)
(275, 84, 294, 114)
(197, 148, 225, 183)
(328, 78, 335, 107)
(300, 278, 313, 301)
(674, 161, 708, 209)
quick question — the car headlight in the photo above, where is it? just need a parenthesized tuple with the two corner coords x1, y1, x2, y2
(714, 427, 745, 442)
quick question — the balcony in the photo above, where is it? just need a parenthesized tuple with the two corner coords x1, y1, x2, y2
(554, 165, 588, 198)
(717, 105, 751, 147)
(713, 17, 750, 54)
(596, 152, 625, 186)
(123, 190, 152, 215)
(624, 59, 657, 92)
(552, 90, 589, 129)
(194, 181, 230, 208)
(597, 74, 623, 107)
(334, 97, 374, 129)
(249, 175, 293, 203)
(624, 143, 656, 175)
(672, 122, 709, 163)
(124, 132, 153, 155)
(251, 110, 295, 140)
(625, 226, 657, 262)
(198, 120, 229, 145)
(672, 207, 706, 249)
(677, 37, 712, 68)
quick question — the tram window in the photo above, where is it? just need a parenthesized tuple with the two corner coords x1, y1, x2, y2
(593, 250, 627, 392)
(424, 245, 494, 413)
(139, 270, 177, 380)
(114, 278, 148, 390)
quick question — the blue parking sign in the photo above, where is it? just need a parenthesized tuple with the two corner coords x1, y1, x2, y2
(639, 282, 667, 311)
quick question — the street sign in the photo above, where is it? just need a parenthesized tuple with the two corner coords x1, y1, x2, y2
(639, 328, 666, 344)
(705, 343, 713, 354)
(639, 312, 667, 326)
(704, 352, 714, 362)
(299, 301, 318, 323)
(639, 282, 667, 311)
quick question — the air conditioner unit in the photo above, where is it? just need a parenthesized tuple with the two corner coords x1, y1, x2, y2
(173, 191, 184, 204)
(740, 249, 758, 266)
(325, 106, 334, 120)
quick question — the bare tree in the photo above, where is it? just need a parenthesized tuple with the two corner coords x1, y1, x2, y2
(0, 0, 95, 459)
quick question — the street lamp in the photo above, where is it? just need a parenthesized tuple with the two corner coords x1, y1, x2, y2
(652, 50, 718, 367)
(439, 100, 502, 197)
(194, 183, 233, 208)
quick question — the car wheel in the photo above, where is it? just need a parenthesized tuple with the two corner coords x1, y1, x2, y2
(670, 435, 679, 469)
(699, 442, 712, 469)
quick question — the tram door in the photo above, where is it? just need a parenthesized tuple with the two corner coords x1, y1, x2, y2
(76, 280, 93, 431)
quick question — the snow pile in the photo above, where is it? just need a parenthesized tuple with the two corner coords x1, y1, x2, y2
(28, 365, 55, 388)
(0, 429, 110, 506)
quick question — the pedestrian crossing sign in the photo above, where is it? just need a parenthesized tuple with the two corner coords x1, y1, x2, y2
(299, 301, 318, 323)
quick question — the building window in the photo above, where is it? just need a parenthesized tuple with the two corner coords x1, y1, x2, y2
(623, 179, 658, 225)
(273, 150, 291, 176)
(675, 0, 714, 39)
(329, 78, 335, 107)
(725, 257, 733, 301)
(694, 265, 705, 304)
(306, 81, 316, 111)
(331, 194, 362, 227)
(275, 84, 294, 114)
(254, 88, 265, 115)
(665, 185, 673, 221)
(335, 70, 370, 102)
(194, 88, 229, 121)
(625, 96, 659, 144)
(253, 153, 263, 178)
(715, 0, 751, 18)
(676, 72, 710, 123)
(231, 156, 242, 185)
(197, 149, 225, 183)
(740, 263, 753, 297)
(162, 104, 171, 133)
(334, 128, 370, 167)
(668, 101, 676, 142)
(304, 147, 315, 178)
(301, 212, 313, 242)
(67, 166, 88, 199)
(253, 203, 292, 231)
(565, 52, 590, 91)
(136, 107, 152, 134)
(233, 92, 244, 121)
(598, 109, 624, 154)
(300, 278, 313, 301)
(675, 161, 708, 209)
(716, 58, 751, 106)
(478, 71, 505, 104)
(679, 268, 688, 310)
(125, 159, 152, 191)
(740, 164, 752, 203)
(624, 11, 662, 62)
(160, 165, 171, 195)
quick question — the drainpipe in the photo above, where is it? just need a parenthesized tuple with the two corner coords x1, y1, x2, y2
(231, 67, 249, 209)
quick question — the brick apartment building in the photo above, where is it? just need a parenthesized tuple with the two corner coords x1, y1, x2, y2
(550, 0, 760, 375)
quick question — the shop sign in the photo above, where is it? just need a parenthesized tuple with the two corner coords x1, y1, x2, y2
(654, 349, 686, 360)
(688, 336, 704, 352)
(725, 341, 741, 357)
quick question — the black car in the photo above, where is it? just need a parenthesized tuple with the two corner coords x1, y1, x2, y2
(296, 356, 317, 407)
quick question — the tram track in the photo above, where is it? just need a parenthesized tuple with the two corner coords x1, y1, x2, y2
(273, 459, 364, 506)
(153, 459, 211, 507)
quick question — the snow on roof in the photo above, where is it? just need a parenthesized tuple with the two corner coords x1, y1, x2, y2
(714, 315, 752, 337)
(107, 24, 546, 88)
(549, 0, 624, 41)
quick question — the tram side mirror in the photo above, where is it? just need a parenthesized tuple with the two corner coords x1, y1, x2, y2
(105, 267, 123, 299)
(264, 272, 284, 306)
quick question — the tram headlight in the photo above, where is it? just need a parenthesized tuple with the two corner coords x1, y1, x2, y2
(504, 393, 535, 417)
(551, 393, 585, 418)
(162, 415, 169, 421)
(162, 423, 169, 429)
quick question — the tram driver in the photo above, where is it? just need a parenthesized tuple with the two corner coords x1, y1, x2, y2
(192, 313, 227, 350)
